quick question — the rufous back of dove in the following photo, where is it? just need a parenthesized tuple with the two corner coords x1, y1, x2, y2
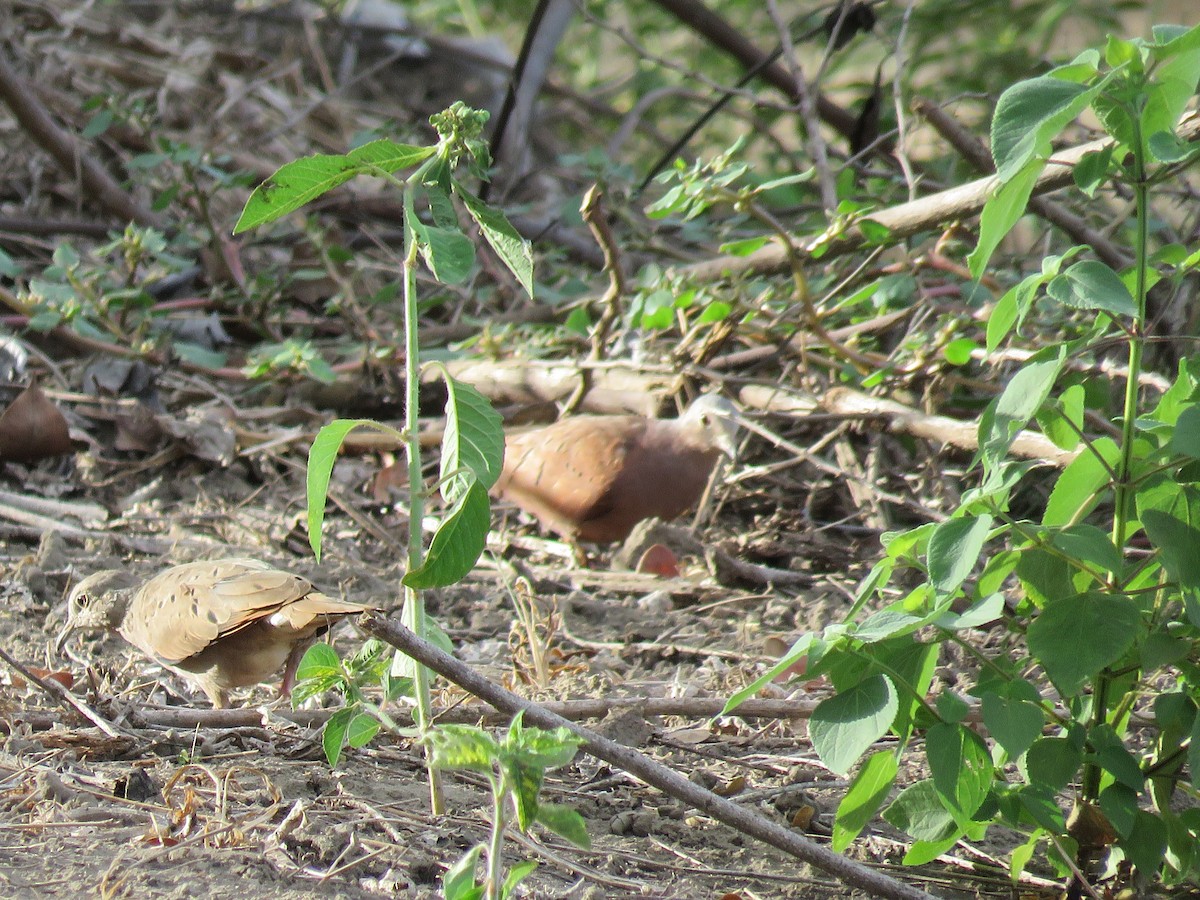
(57, 558, 370, 708)
(492, 394, 740, 543)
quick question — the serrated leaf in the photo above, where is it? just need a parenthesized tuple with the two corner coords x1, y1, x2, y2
(296, 643, 342, 681)
(982, 692, 1045, 760)
(1027, 592, 1140, 695)
(235, 140, 435, 232)
(928, 515, 994, 598)
(456, 188, 534, 298)
(347, 712, 381, 749)
(1045, 261, 1137, 316)
(441, 377, 505, 500)
(403, 478, 490, 588)
(810, 675, 898, 776)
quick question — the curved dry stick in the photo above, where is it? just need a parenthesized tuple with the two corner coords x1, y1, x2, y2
(361, 612, 935, 900)
(681, 114, 1200, 283)
(0, 46, 165, 229)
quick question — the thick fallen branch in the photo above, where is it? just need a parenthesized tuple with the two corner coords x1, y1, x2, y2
(680, 114, 1200, 283)
(361, 613, 935, 900)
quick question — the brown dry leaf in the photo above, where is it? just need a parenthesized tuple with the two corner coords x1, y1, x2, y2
(0, 383, 72, 463)
(790, 804, 816, 830)
(7, 667, 74, 690)
(114, 401, 165, 452)
(155, 407, 236, 464)
(713, 775, 746, 797)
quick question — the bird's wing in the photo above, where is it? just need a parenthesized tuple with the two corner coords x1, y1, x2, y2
(495, 416, 641, 534)
(122, 559, 364, 663)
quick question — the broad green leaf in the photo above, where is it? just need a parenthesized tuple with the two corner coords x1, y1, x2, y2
(982, 691, 1044, 760)
(442, 845, 484, 900)
(536, 804, 590, 848)
(1138, 479, 1200, 591)
(1045, 261, 1137, 317)
(403, 479, 490, 588)
(722, 632, 818, 714)
(307, 419, 404, 561)
(1099, 784, 1139, 839)
(1043, 437, 1120, 526)
(833, 750, 898, 852)
(903, 836, 961, 866)
(982, 347, 1066, 462)
(1088, 724, 1144, 791)
(810, 674, 898, 776)
(991, 75, 1103, 179)
(235, 140, 434, 232)
(1167, 406, 1200, 459)
(416, 223, 475, 284)
(1015, 546, 1074, 608)
(1123, 810, 1168, 879)
(457, 188, 534, 298)
(1027, 592, 1140, 695)
(928, 515, 994, 598)
(323, 707, 353, 766)
(501, 860, 538, 897)
(441, 376, 505, 500)
(927, 723, 992, 824)
(719, 236, 770, 256)
(967, 159, 1041, 279)
(425, 724, 498, 771)
(986, 282, 1020, 350)
(295, 643, 341, 681)
(883, 779, 962, 843)
(1024, 736, 1083, 792)
(347, 712, 381, 749)
(1037, 383, 1085, 452)
(1050, 523, 1122, 575)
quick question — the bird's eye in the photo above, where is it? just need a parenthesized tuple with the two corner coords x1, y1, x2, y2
(76, 592, 91, 608)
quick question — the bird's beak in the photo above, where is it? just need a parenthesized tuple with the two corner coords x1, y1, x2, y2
(54, 621, 74, 656)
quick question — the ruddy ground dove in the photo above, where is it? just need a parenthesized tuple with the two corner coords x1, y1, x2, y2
(57, 558, 370, 708)
(493, 394, 739, 543)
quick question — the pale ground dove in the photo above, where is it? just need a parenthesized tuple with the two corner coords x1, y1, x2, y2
(56, 558, 370, 708)
(492, 394, 740, 543)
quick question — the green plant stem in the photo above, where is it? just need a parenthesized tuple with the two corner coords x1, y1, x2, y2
(401, 216, 444, 815)
(485, 775, 507, 900)
(1085, 114, 1151, 804)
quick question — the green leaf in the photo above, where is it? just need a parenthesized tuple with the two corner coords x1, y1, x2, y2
(1167, 406, 1200, 459)
(1138, 479, 1200, 591)
(1050, 523, 1122, 575)
(810, 675, 899, 776)
(928, 515, 994, 598)
(883, 779, 962, 843)
(441, 376, 505, 499)
(501, 860, 537, 898)
(968, 158, 1041, 279)
(982, 347, 1066, 462)
(416, 223, 475, 284)
(833, 750, 898, 852)
(347, 712, 381, 749)
(982, 691, 1044, 760)
(1027, 592, 1140, 695)
(295, 643, 342, 682)
(234, 140, 435, 232)
(307, 419, 405, 561)
(1037, 383, 1085, 452)
(456, 188, 534, 298)
(1043, 437, 1120, 526)
(1045, 261, 1137, 317)
(991, 75, 1102, 179)
(1088, 724, 1144, 791)
(426, 724, 498, 772)
(535, 803, 591, 848)
(719, 236, 770, 256)
(403, 478, 491, 588)
(942, 337, 977, 366)
(1122, 810, 1168, 879)
(927, 723, 993, 826)
(1024, 737, 1083, 792)
(442, 844, 484, 900)
(722, 632, 818, 715)
(323, 707, 354, 766)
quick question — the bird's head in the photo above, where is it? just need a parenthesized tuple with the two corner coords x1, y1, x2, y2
(681, 394, 741, 459)
(55, 570, 136, 654)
